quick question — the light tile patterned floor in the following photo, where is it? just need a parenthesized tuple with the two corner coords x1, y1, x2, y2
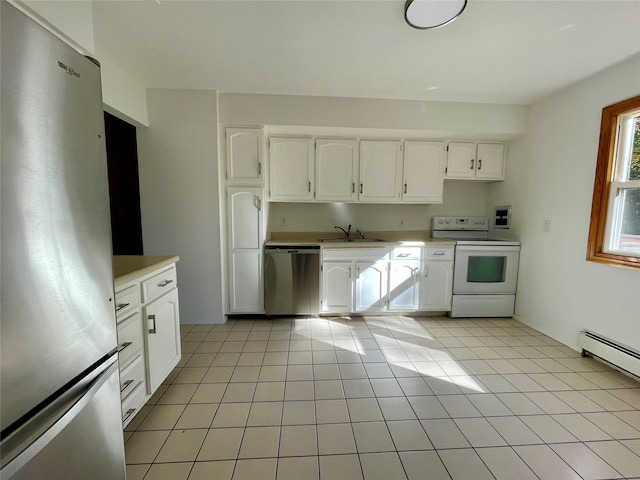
(124, 316, 640, 480)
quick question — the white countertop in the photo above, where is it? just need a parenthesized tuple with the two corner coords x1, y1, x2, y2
(113, 255, 180, 286)
(265, 231, 455, 248)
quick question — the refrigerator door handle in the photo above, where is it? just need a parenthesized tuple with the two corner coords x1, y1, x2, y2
(0, 358, 118, 478)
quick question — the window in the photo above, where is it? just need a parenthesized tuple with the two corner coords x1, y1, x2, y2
(587, 95, 640, 269)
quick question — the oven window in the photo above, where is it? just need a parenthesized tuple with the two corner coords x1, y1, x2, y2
(467, 256, 506, 283)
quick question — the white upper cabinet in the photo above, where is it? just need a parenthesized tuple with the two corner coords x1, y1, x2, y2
(359, 140, 403, 203)
(226, 127, 263, 185)
(446, 142, 505, 180)
(269, 137, 314, 201)
(315, 139, 359, 202)
(475, 143, 505, 179)
(402, 141, 445, 203)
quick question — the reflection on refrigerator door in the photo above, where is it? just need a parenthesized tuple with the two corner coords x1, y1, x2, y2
(1, 359, 126, 480)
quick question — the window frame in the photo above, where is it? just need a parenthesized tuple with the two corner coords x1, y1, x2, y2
(587, 94, 640, 269)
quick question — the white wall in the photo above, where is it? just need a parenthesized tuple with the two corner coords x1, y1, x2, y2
(269, 182, 488, 234)
(137, 89, 224, 324)
(11, 0, 149, 126)
(488, 54, 640, 350)
(16, 0, 95, 54)
(98, 53, 149, 127)
(220, 93, 528, 140)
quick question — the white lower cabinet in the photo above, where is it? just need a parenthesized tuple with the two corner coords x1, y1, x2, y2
(419, 247, 454, 311)
(145, 288, 181, 393)
(355, 260, 388, 312)
(227, 187, 264, 313)
(388, 260, 420, 311)
(321, 261, 352, 313)
(321, 246, 452, 314)
(114, 259, 181, 428)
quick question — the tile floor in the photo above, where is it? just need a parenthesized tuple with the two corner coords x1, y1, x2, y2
(123, 316, 640, 480)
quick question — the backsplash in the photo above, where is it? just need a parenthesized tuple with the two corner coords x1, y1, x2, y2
(267, 181, 488, 234)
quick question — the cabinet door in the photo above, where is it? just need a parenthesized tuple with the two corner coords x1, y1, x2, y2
(354, 260, 388, 312)
(321, 261, 352, 313)
(269, 137, 314, 201)
(145, 288, 181, 394)
(359, 140, 402, 203)
(402, 141, 445, 203)
(475, 143, 505, 180)
(388, 260, 419, 311)
(228, 188, 263, 250)
(226, 127, 263, 185)
(228, 187, 264, 313)
(229, 251, 263, 313)
(445, 142, 476, 179)
(315, 139, 359, 202)
(419, 261, 453, 311)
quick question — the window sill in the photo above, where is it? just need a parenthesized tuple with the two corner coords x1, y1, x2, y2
(587, 250, 640, 270)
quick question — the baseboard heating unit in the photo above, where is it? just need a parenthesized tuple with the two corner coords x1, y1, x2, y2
(577, 329, 640, 378)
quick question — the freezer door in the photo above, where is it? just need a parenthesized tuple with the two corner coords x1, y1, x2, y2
(1, 2, 118, 432)
(0, 357, 126, 480)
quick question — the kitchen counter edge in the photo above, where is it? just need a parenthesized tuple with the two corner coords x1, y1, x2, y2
(113, 255, 180, 286)
(263, 239, 455, 248)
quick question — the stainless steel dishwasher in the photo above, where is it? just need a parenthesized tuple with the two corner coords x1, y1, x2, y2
(264, 245, 320, 315)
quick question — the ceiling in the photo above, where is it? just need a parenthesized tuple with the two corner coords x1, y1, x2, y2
(92, 0, 640, 105)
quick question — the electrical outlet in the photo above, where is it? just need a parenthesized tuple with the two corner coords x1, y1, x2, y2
(543, 220, 551, 233)
(280, 216, 287, 227)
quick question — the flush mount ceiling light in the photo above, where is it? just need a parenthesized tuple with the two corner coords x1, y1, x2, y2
(404, 0, 467, 29)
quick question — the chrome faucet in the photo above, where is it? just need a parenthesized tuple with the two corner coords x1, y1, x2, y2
(335, 224, 351, 239)
(356, 229, 366, 239)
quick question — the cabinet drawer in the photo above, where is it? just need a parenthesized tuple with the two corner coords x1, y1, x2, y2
(142, 266, 177, 303)
(121, 377, 146, 427)
(119, 354, 145, 401)
(424, 247, 454, 260)
(322, 247, 387, 260)
(390, 247, 421, 260)
(114, 284, 140, 321)
(117, 311, 143, 369)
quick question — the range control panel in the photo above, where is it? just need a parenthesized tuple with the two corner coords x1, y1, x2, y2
(432, 216, 489, 231)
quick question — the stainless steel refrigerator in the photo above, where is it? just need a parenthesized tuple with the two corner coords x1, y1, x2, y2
(1, 3, 127, 479)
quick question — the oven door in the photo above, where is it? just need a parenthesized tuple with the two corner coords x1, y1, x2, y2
(454, 245, 520, 294)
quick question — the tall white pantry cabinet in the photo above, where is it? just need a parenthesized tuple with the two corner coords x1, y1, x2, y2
(225, 127, 265, 314)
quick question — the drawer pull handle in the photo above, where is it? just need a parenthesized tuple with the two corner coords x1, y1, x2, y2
(120, 379, 134, 393)
(118, 342, 132, 353)
(115, 303, 130, 312)
(433, 252, 446, 256)
(158, 279, 173, 287)
(122, 408, 136, 423)
(148, 314, 157, 334)
(397, 253, 410, 257)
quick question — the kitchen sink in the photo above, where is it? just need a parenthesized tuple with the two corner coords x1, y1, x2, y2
(319, 238, 386, 243)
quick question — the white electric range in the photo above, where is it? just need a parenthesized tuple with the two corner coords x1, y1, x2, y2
(432, 216, 521, 318)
